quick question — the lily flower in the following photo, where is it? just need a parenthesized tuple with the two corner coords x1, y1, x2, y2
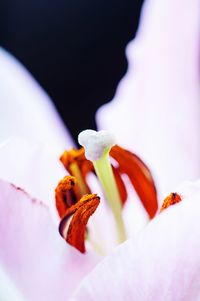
(0, 0, 199, 299)
(0, 48, 158, 299)
(0, 50, 157, 300)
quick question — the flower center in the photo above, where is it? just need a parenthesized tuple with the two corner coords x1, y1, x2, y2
(55, 129, 158, 253)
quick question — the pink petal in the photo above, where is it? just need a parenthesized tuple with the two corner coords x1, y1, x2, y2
(97, 0, 200, 196)
(71, 180, 200, 300)
(0, 179, 101, 300)
(0, 47, 73, 157)
(0, 137, 66, 212)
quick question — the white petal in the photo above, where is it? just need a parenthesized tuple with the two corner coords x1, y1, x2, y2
(71, 180, 200, 301)
(0, 47, 74, 157)
(97, 0, 200, 197)
(0, 265, 26, 301)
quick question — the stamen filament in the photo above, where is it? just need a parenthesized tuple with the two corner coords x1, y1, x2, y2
(70, 162, 89, 196)
(93, 147, 126, 244)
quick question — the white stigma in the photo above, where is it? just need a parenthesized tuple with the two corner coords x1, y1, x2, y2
(78, 129, 116, 161)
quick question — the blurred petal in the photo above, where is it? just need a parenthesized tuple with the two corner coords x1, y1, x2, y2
(0, 265, 26, 301)
(72, 180, 200, 301)
(0, 47, 73, 156)
(0, 137, 66, 212)
(97, 0, 200, 196)
(0, 179, 100, 300)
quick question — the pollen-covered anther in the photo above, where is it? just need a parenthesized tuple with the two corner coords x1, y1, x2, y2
(55, 176, 77, 218)
(56, 175, 76, 192)
(59, 194, 100, 253)
(60, 148, 86, 168)
(160, 192, 182, 213)
(60, 148, 93, 196)
(78, 129, 116, 161)
(110, 145, 158, 219)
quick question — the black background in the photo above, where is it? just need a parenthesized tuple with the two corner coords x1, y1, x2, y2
(1, 0, 143, 140)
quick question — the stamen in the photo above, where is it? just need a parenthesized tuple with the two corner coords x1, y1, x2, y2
(55, 176, 77, 218)
(69, 162, 89, 196)
(160, 192, 182, 212)
(110, 145, 158, 219)
(60, 148, 92, 196)
(56, 130, 158, 253)
(78, 130, 126, 244)
(59, 194, 100, 253)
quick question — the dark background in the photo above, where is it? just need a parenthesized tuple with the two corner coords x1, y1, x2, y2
(0, 0, 143, 140)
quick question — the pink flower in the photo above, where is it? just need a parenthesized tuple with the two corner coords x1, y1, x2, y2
(0, 0, 199, 299)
